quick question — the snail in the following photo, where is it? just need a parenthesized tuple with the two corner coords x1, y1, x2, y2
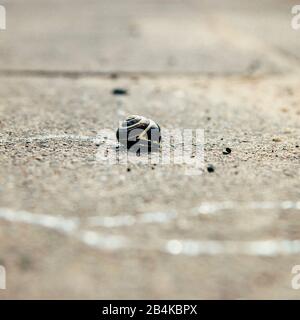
(116, 115, 161, 152)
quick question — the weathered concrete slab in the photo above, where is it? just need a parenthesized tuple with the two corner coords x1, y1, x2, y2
(0, 74, 300, 298)
(0, 0, 296, 73)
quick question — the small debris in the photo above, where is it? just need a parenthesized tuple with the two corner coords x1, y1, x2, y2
(207, 164, 215, 173)
(272, 137, 281, 142)
(280, 107, 289, 113)
(222, 147, 231, 155)
(127, 168, 131, 172)
(283, 129, 292, 134)
(110, 73, 119, 79)
(112, 88, 128, 95)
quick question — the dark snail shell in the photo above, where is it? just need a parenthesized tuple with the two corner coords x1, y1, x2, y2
(116, 115, 161, 151)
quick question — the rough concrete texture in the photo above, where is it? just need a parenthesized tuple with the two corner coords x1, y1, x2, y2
(0, 0, 300, 299)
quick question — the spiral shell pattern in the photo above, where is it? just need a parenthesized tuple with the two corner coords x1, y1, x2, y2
(116, 115, 161, 151)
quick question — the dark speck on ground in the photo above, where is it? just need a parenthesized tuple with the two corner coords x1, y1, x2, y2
(112, 88, 128, 95)
(207, 164, 215, 173)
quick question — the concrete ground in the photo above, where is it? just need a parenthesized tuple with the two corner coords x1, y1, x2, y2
(0, 0, 300, 299)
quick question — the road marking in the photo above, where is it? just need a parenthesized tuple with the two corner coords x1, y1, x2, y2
(0, 134, 96, 143)
(87, 211, 177, 228)
(0, 208, 79, 233)
(193, 201, 300, 215)
(0, 208, 126, 251)
(165, 239, 300, 256)
(79, 230, 128, 250)
(2, 207, 300, 256)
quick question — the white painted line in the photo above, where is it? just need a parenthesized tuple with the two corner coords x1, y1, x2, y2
(165, 239, 300, 256)
(0, 208, 79, 233)
(0, 208, 127, 251)
(80, 230, 128, 250)
(2, 207, 300, 256)
(87, 215, 136, 228)
(0, 134, 96, 143)
(193, 201, 300, 215)
(87, 211, 177, 228)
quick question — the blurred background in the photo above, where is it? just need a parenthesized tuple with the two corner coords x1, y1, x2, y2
(0, 0, 299, 74)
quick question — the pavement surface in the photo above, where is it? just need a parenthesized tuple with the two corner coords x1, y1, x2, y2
(0, 0, 300, 299)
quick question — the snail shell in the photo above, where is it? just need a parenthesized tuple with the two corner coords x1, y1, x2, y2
(116, 115, 161, 151)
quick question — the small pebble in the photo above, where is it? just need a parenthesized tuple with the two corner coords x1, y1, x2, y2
(112, 88, 128, 95)
(110, 73, 119, 79)
(207, 164, 215, 173)
(272, 137, 281, 142)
